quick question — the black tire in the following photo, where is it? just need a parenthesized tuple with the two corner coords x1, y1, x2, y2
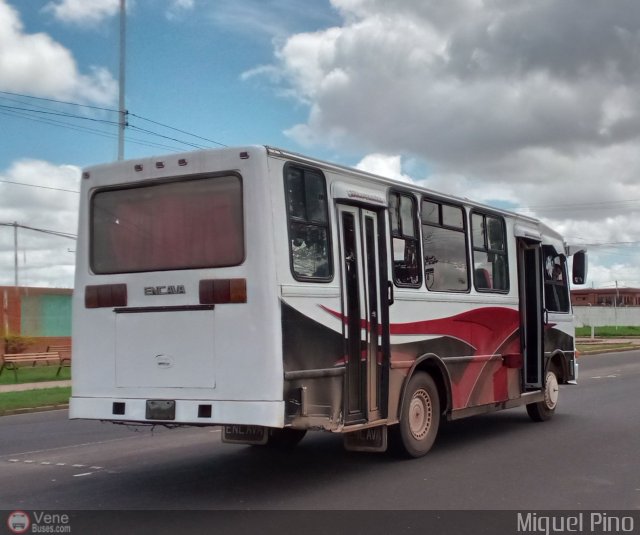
(390, 372, 440, 458)
(526, 365, 560, 422)
(264, 428, 307, 448)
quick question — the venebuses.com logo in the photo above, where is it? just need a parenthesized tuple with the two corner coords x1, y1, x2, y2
(6, 511, 30, 534)
(6, 511, 71, 533)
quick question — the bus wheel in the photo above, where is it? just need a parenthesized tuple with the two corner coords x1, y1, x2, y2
(391, 372, 440, 458)
(265, 428, 307, 448)
(526, 365, 560, 422)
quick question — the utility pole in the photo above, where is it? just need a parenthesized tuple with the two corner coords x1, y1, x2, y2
(615, 280, 619, 330)
(117, 0, 127, 160)
(13, 222, 18, 287)
(1, 222, 77, 288)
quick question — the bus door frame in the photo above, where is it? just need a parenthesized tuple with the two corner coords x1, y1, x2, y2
(517, 235, 544, 389)
(337, 203, 390, 425)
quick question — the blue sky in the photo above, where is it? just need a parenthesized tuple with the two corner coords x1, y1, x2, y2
(1, 0, 640, 289)
(0, 0, 343, 167)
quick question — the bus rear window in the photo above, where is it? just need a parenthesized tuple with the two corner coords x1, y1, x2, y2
(91, 175, 244, 273)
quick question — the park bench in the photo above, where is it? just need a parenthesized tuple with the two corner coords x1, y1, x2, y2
(46, 345, 72, 367)
(0, 352, 65, 382)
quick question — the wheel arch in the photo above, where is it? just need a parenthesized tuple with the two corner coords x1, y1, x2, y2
(398, 354, 452, 420)
(547, 350, 568, 383)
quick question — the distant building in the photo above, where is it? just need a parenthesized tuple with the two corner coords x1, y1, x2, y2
(571, 287, 640, 307)
(0, 286, 72, 353)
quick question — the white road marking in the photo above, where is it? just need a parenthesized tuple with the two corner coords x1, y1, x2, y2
(4, 434, 145, 457)
(73, 472, 93, 477)
(5, 459, 107, 472)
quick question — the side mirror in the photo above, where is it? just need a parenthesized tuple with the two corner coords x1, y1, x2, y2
(572, 250, 587, 285)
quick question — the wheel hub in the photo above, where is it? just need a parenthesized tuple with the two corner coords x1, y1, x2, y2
(409, 389, 432, 440)
(544, 371, 559, 410)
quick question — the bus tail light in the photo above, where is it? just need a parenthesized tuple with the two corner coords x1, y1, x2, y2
(85, 284, 127, 308)
(199, 279, 247, 304)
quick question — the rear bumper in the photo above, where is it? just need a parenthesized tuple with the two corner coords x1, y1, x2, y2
(69, 396, 285, 427)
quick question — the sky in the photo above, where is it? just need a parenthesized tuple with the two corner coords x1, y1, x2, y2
(0, 0, 639, 290)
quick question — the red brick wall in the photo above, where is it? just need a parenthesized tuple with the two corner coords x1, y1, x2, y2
(1, 286, 73, 354)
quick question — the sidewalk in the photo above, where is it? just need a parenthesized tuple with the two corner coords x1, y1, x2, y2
(0, 380, 71, 393)
(576, 337, 640, 345)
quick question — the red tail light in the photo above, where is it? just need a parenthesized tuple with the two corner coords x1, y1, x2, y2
(85, 284, 127, 308)
(199, 279, 247, 304)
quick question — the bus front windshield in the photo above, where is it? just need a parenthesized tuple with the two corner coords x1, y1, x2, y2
(90, 174, 244, 274)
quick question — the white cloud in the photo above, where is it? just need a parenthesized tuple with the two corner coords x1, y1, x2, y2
(209, 0, 339, 41)
(0, 160, 80, 288)
(268, 0, 640, 179)
(355, 153, 413, 183)
(45, 0, 196, 25)
(0, 0, 117, 105)
(251, 0, 640, 288)
(44, 0, 120, 26)
(165, 0, 195, 21)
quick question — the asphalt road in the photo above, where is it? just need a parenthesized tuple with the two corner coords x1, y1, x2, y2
(1, 351, 639, 511)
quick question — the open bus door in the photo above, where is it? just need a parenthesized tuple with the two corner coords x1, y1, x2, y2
(337, 204, 390, 448)
(517, 238, 544, 389)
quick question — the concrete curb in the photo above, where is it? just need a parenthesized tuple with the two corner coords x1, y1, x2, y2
(578, 345, 640, 356)
(0, 403, 69, 417)
(0, 380, 72, 393)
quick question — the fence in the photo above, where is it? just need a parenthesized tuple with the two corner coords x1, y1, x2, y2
(573, 306, 640, 327)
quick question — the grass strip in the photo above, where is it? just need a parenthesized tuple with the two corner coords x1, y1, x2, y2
(0, 387, 71, 413)
(576, 326, 640, 337)
(0, 366, 71, 386)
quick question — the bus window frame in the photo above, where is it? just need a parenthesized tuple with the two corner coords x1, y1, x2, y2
(283, 162, 334, 283)
(388, 190, 422, 289)
(89, 171, 246, 275)
(542, 245, 571, 313)
(420, 197, 471, 294)
(470, 210, 510, 294)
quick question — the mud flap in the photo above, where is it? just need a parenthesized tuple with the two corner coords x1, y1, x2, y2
(343, 425, 387, 452)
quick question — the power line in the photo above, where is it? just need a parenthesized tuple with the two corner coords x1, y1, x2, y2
(0, 90, 227, 150)
(569, 240, 640, 247)
(0, 222, 76, 239)
(0, 108, 186, 153)
(0, 179, 79, 194)
(522, 198, 640, 212)
(0, 89, 119, 113)
(2, 102, 215, 151)
(0, 103, 120, 127)
(128, 124, 208, 150)
(129, 113, 227, 147)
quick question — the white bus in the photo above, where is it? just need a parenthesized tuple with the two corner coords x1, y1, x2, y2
(70, 146, 587, 457)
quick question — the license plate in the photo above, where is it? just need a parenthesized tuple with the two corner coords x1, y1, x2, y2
(222, 425, 268, 445)
(146, 400, 176, 420)
(343, 426, 387, 452)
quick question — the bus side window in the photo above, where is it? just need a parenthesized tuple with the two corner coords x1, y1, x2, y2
(285, 165, 332, 281)
(389, 192, 421, 287)
(542, 246, 570, 312)
(471, 212, 509, 292)
(421, 199, 469, 292)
